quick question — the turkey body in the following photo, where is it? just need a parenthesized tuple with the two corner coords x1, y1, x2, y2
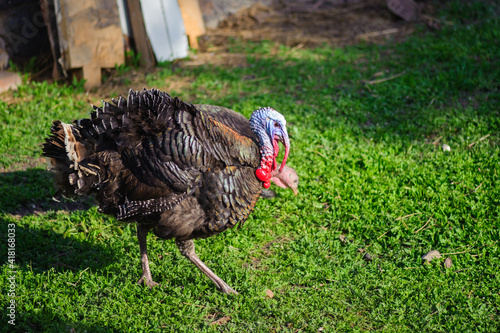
(42, 89, 291, 294)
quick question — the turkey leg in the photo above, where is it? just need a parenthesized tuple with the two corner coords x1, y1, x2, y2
(176, 239, 238, 295)
(136, 224, 159, 288)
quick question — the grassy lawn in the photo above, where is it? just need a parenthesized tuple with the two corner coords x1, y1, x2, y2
(1, 1, 499, 331)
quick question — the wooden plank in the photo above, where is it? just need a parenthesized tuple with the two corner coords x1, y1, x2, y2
(125, 0, 156, 67)
(177, 0, 206, 49)
(56, 0, 124, 88)
(0, 70, 22, 93)
(82, 64, 101, 88)
(40, 0, 62, 79)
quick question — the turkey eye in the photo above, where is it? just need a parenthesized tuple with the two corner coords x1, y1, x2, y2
(274, 122, 280, 128)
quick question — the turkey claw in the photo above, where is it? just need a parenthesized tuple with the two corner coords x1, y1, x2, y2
(219, 284, 238, 295)
(137, 276, 159, 289)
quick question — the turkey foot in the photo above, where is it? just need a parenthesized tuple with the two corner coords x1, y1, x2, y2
(176, 239, 238, 295)
(136, 224, 159, 288)
(137, 275, 159, 288)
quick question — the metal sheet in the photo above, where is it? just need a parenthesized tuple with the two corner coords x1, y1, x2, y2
(140, 0, 188, 62)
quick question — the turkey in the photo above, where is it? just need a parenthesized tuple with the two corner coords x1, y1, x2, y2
(42, 89, 295, 294)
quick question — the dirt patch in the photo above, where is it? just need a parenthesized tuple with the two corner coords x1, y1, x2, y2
(199, 0, 436, 50)
(94, 67, 196, 100)
(181, 0, 439, 70)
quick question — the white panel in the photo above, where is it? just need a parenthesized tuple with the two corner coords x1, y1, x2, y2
(116, 0, 129, 37)
(140, 0, 189, 62)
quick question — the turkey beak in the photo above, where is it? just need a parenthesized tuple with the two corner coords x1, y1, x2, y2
(279, 129, 290, 173)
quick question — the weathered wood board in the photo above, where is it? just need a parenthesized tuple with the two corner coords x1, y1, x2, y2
(178, 0, 206, 49)
(124, 0, 156, 67)
(56, 0, 125, 88)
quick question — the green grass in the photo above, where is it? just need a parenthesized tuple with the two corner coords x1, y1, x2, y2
(1, 1, 500, 331)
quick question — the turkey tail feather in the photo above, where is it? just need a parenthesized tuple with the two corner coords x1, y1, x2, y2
(42, 120, 99, 197)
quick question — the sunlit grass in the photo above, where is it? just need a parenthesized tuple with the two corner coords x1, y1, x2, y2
(1, 1, 499, 331)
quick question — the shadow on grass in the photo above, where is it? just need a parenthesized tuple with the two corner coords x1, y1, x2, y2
(0, 168, 121, 272)
(0, 209, 131, 331)
(0, 169, 125, 331)
(7, 311, 115, 333)
(0, 216, 116, 272)
(0, 168, 94, 215)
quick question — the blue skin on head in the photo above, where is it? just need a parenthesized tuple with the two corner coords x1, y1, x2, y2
(250, 107, 290, 186)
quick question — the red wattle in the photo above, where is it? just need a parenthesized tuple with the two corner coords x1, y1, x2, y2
(263, 181, 271, 188)
(256, 168, 270, 182)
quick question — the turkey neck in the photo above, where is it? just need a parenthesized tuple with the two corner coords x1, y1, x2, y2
(249, 111, 276, 176)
